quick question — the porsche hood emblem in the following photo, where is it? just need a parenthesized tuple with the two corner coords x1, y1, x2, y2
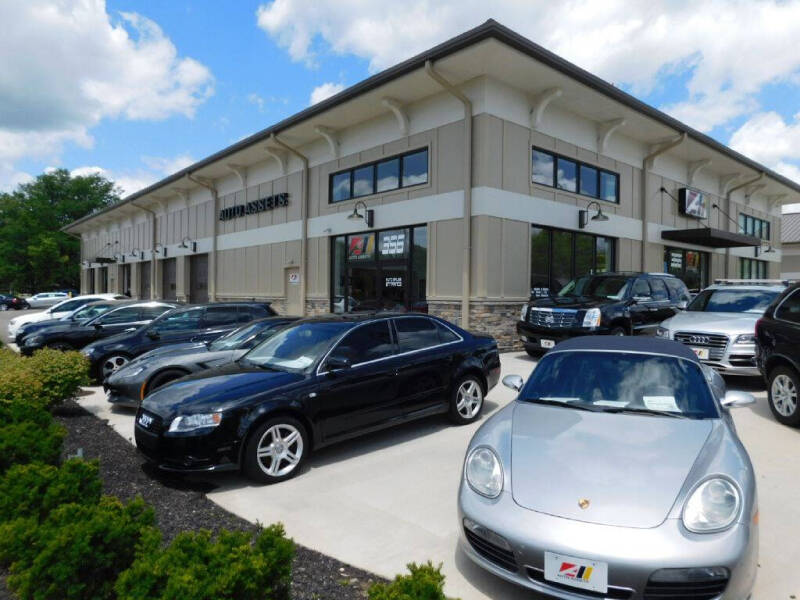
(578, 498, 590, 510)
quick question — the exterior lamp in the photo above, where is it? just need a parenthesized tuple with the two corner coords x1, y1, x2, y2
(114, 253, 125, 263)
(154, 243, 167, 257)
(178, 237, 197, 252)
(81, 260, 90, 267)
(130, 248, 143, 259)
(578, 201, 609, 229)
(757, 240, 775, 257)
(347, 200, 374, 228)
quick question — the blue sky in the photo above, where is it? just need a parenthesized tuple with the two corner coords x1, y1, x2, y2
(2, 1, 800, 195)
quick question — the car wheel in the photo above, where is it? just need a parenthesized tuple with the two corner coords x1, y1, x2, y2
(0, 304, 7, 311)
(449, 375, 485, 425)
(768, 367, 800, 426)
(243, 417, 308, 484)
(101, 354, 131, 380)
(48, 342, 73, 351)
(609, 326, 626, 336)
(147, 369, 187, 395)
(524, 346, 540, 358)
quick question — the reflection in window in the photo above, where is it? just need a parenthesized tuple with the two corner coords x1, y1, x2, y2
(402, 150, 428, 187)
(331, 172, 351, 202)
(376, 158, 399, 192)
(600, 171, 618, 202)
(532, 150, 555, 185)
(530, 227, 550, 297)
(532, 147, 619, 204)
(556, 157, 577, 192)
(740, 258, 768, 280)
(412, 225, 427, 308)
(579, 165, 598, 197)
(330, 149, 427, 203)
(353, 166, 374, 197)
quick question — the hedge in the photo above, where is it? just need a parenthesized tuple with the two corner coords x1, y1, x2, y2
(116, 525, 295, 600)
(0, 421, 66, 473)
(0, 348, 89, 410)
(368, 562, 458, 600)
(1, 496, 158, 600)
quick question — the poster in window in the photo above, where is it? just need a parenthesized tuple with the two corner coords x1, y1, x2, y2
(379, 229, 407, 257)
(347, 233, 375, 261)
(678, 188, 707, 219)
(670, 251, 683, 268)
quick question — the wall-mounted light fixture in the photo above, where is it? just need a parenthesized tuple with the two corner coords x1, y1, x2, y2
(178, 237, 197, 253)
(757, 240, 776, 257)
(347, 200, 374, 228)
(154, 243, 167, 257)
(130, 248, 144, 260)
(114, 253, 125, 263)
(81, 260, 90, 268)
(578, 201, 609, 229)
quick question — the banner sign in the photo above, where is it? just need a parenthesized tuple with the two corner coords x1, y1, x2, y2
(219, 193, 289, 221)
(678, 188, 707, 219)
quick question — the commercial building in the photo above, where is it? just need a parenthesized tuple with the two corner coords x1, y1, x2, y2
(65, 20, 800, 349)
(781, 211, 800, 278)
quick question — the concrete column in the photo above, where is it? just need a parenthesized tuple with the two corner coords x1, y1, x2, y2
(176, 255, 189, 302)
(108, 264, 121, 294)
(130, 263, 141, 299)
(94, 268, 103, 293)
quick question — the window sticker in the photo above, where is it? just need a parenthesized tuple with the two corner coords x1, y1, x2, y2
(642, 396, 680, 412)
(594, 400, 628, 408)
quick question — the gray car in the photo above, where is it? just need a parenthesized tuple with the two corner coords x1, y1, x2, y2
(105, 316, 298, 406)
(459, 336, 757, 599)
(656, 281, 786, 376)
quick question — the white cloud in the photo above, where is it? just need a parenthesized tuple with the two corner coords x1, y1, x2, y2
(141, 154, 196, 175)
(309, 82, 345, 105)
(0, 0, 213, 189)
(729, 111, 800, 185)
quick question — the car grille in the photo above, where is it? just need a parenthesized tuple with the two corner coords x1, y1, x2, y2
(464, 529, 518, 572)
(526, 567, 634, 599)
(673, 332, 729, 361)
(528, 308, 579, 328)
(642, 577, 728, 600)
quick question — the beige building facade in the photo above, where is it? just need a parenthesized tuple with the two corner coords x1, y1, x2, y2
(66, 21, 800, 349)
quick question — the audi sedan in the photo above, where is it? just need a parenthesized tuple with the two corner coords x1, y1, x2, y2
(135, 313, 500, 484)
(459, 336, 758, 600)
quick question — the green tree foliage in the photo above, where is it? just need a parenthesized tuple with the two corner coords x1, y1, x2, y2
(0, 168, 119, 292)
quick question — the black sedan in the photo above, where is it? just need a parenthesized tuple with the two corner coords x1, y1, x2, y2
(135, 313, 501, 484)
(0, 294, 29, 311)
(21, 301, 177, 356)
(16, 300, 131, 346)
(105, 316, 299, 406)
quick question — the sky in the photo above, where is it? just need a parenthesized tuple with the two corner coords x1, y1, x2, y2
(2, 0, 800, 208)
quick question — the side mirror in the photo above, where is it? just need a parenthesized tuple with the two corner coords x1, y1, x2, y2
(677, 300, 688, 310)
(721, 390, 756, 408)
(146, 329, 159, 340)
(502, 374, 524, 392)
(325, 356, 351, 372)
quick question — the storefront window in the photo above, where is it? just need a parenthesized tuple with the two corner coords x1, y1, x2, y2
(740, 258, 768, 279)
(529, 224, 615, 297)
(532, 147, 619, 203)
(664, 247, 709, 292)
(738, 214, 771, 240)
(329, 148, 428, 203)
(556, 157, 577, 192)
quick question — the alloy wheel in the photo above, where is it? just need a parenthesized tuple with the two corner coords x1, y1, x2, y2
(255, 424, 304, 477)
(771, 374, 798, 417)
(456, 379, 484, 419)
(101, 355, 129, 379)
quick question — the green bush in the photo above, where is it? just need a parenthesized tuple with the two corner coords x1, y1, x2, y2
(0, 421, 65, 472)
(1, 496, 157, 600)
(115, 524, 294, 600)
(0, 398, 54, 427)
(0, 348, 89, 410)
(368, 562, 458, 600)
(0, 459, 102, 522)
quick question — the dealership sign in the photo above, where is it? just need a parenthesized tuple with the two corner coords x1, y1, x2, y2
(219, 193, 289, 221)
(678, 188, 707, 219)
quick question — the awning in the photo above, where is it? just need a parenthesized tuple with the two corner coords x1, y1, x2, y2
(660, 228, 760, 248)
(93, 257, 116, 264)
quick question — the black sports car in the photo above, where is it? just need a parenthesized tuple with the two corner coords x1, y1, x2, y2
(135, 313, 500, 484)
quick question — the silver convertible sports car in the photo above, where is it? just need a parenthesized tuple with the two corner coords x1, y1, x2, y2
(459, 336, 758, 600)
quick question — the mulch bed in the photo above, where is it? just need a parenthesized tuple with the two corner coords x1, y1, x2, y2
(1, 398, 385, 600)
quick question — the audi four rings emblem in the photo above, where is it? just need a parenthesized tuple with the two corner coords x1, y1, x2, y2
(688, 335, 710, 344)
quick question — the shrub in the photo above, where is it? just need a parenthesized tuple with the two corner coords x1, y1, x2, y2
(0, 361, 46, 407)
(0, 421, 65, 472)
(27, 348, 90, 408)
(2, 496, 157, 600)
(116, 524, 295, 600)
(368, 562, 458, 600)
(0, 459, 102, 522)
(0, 398, 53, 427)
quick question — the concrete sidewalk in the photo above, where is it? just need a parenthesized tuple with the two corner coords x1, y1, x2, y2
(75, 352, 799, 599)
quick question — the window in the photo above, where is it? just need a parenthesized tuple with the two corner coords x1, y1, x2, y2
(740, 258, 768, 280)
(664, 278, 691, 304)
(664, 247, 709, 292)
(649, 278, 669, 301)
(140, 305, 170, 319)
(57, 298, 92, 313)
(738, 214, 771, 240)
(394, 317, 441, 352)
(776, 290, 800, 324)
(204, 306, 240, 327)
(632, 279, 652, 298)
(328, 321, 394, 364)
(152, 308, 202, 332)
(532, 147, 619, 203)
(329, 148, 428, 203)
(688, 289, 780, 313)
(97, 306, 141, 324)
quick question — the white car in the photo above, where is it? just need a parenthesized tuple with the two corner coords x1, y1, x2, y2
(8, 294, 124, 339)
(25, 292, 69, 308)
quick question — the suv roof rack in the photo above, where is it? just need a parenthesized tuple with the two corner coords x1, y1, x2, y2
(713, 279, 792, 286)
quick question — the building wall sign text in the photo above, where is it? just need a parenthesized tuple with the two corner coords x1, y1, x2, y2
(219, 193, 289, 221)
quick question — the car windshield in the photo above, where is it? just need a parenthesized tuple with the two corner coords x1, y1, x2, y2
(242, 322, 352, 373)
(687, 289, 780, 313)
(209, 322, 267, 351)
(520, 351, 718, 419)
(72, 304, 114, 320)
(557, 275, 630, 300)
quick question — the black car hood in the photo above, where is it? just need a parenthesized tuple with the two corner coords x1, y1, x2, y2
(530, 296, 618, 309)
(142, 362, 304, 418)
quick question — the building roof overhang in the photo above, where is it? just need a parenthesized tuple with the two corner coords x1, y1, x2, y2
(661, 228, 761, 249)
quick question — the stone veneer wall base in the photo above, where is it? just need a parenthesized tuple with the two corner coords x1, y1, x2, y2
(428, 300, 523, 351)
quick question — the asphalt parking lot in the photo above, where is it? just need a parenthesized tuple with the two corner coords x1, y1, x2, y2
(1, 310, 797, 599)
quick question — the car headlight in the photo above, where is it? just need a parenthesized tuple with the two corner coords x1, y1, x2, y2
(656, 326, 670, 338)
(168, 412, 222, 433)
(735, 333, 755, 344)
(465, 446, 503, 498)
(682, 478, 741, 533)
(520, 305, 528, 321)
(120, 365, 146, 378)
(24, 335, 43, 346)
(582, 308, 601, 328)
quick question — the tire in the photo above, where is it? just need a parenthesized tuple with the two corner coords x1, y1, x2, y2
(242, 416, 309, 484)
(608, 326, 626, 336)
(48, 341, 73, 351)
(768, 366, 800, 426)
(524, 346, 540, 358)
(100, 354, 131, 381)
(146, 369, 188, 396)
(449, 375, 485, 425)
(0, 304, 7, 311)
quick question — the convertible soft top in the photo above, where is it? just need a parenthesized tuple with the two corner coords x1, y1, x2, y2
(551, 335, 700, 362)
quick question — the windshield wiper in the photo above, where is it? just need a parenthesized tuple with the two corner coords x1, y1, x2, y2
(600, 407, 688, 419)
(524, 398, 603, 412)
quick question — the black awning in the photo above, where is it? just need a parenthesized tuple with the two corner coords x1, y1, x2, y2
(93, 257, 116, 264)
(660, 228, 760, 248)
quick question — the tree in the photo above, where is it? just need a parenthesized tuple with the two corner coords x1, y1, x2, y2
(0, 169, 119, 293)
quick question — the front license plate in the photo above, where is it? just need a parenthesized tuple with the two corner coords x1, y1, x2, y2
(137, 413, 153, 429)
(540, 339, 555, 349)
(544, 551, 608, 593)
(691, 347, 709, 360)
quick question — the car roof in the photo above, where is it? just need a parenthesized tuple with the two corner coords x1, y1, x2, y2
(705, 284, 786, 292)
(291, 311, 435, 325)
(551, 335, 700, 362)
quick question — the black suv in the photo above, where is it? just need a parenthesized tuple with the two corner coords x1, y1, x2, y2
(755, 284, 800, 426)
(82, 302, 277, 381)
(517, 272, 691, 356)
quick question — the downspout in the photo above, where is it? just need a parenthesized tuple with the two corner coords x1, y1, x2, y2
(130, 201, 157, 299)
(724, 172, 765, 277)
(187, 174, 218, 301)
(425, 60, 472, 328)
(269, 133, 309, 316)
(640, 132, 686, 271)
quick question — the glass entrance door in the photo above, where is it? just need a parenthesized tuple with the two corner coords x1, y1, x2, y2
(379, 263, 408, 312)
